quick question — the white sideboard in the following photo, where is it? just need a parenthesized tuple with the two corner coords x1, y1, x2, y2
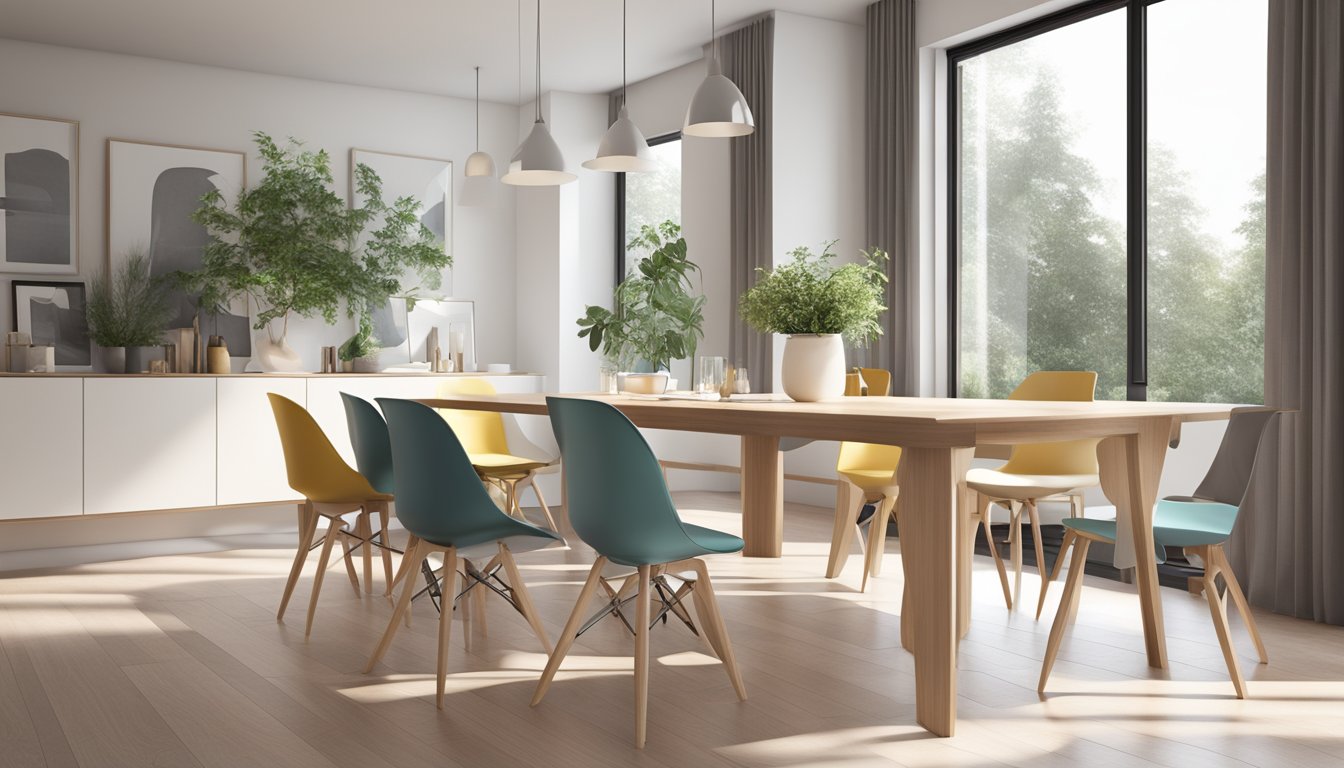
(0, 373, 545, 520)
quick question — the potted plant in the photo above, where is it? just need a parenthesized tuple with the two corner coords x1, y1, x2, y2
(187, 132, 447, 372)
(86, 249, 174, 373)
(577, 221, 705, 394)
(337, 316, 380, 372)
(738, 242, 889, 401)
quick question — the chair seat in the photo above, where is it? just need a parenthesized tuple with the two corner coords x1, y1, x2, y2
(838, 469, 898, 494)
(606, 523, 744, 568)
(1061, 498, 1239, 564)
(470, 452, 550, 476)
(309, 490, 394, 505)
(966, 467, 1097, 501)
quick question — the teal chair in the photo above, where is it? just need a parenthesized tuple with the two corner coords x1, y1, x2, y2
(533, 397, 746, 749)
(363, 398, 563, 709)
(340, 393, 401, 594)
(1039, 409, 1279, 699)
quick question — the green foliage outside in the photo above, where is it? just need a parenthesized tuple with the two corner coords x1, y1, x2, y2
(577, 221, 705, 372)
(739, 242, 890, 344)
(185, 132, 448, 346)
(86, 249, 175, 347)
(957, 53, 1264, 403)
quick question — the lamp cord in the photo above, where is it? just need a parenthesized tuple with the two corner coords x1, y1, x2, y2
(535, 0, 542, 121)
(474, 66, 480, 151)
(711, 0, 717, 60)
(621, 0, 627, 108)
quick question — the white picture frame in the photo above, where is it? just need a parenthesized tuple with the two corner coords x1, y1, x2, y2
(350, 148, 453, 296)
(0, 113, 79, 274)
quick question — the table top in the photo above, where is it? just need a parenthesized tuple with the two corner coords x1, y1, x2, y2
(418, 392, 1260, 448)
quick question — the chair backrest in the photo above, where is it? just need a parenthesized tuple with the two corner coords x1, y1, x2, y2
(267, 393, 379, 502)
(546, 397, 700, 565)
(341, 392, 396, 496)
(1000, 371, 1101, 476)
(377, 397, 515, 543)
(844, 368, 892, 397)
(1192, 409, 1280, 508)
(436, 378, 511, 456)
(837, 368, 901, 477)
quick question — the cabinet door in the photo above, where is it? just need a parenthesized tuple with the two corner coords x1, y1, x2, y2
(84, 378, 217, 514)
(217, 377, 305, 506)
(0, 378, 84, 519)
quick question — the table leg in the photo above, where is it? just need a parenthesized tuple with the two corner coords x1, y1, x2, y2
(898, 445, 972, 737)
(740, 434, 784, 557)
(956, 480, 976, 639)
(1097, 417, 1173, 669)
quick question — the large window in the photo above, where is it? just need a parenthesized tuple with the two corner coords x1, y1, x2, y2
(949, 0, 1266, 402)
(616, 133, 681, 281)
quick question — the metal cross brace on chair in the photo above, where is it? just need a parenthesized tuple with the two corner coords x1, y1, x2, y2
(575, 571, 701, 639)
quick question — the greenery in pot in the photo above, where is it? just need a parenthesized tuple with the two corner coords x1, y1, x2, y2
(185, 131, 449, 350)
(338, 316, 377, 362)
(86, 249, 175, 348)
(576, 221, 705, 372)
(738, 242, 890, 343)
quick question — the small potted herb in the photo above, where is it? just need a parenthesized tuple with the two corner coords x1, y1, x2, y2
(738, 242, 888, 401)
(86, 249, 174, 373)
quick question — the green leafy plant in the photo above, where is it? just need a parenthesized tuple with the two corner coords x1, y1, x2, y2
(338, 316, 377, 362)
(86, 249, 174, 347)
(738, 242, 889, 343)
(577, 221, 705, 372)
(185, 132, 448, 347)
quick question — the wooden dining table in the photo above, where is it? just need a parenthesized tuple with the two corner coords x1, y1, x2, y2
(419, 392, 1249, 738)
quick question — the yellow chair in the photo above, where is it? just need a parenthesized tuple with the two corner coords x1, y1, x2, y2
(965, 371, 1098, 617)
(826, 368, 900, 591)
(436, 378, 559, 530)
(269, 393, 395, 637)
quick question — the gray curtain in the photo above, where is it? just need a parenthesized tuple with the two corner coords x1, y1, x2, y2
(1227, 0, 1344, 625)
(864, 0, 919, 395)
(723, 17, 774, 392)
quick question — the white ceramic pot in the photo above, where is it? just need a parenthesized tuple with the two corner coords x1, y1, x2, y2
(619, 371, 670, 395)
(781, 334, 846, 402)
(255, 335, 305, 372)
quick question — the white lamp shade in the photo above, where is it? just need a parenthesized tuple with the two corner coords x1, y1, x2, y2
(583, 105, 658, 172)
(464, 150, 496, 178)
(502, 119, 576, 186)
(683, 56, 755, 138)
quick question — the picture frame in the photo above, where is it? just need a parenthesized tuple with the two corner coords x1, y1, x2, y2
(11, 279, 91, 370)
(0, 112, 79, 274)
(407, 298, 476, 371)
(106, 138, 250, 355)
(349, 148, 453, 295)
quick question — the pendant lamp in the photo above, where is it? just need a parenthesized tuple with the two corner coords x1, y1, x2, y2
(460, 66, 497, 206)
(502, 0, 575, 185)
(683, 0, 754, 137)
(583, 0, 656, 172)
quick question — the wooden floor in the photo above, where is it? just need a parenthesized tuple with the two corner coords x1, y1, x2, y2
(2, 491, 1342, 768)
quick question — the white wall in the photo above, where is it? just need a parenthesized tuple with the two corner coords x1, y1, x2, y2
(0, 38, 520, 372)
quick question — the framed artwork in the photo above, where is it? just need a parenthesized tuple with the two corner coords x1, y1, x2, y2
(408, 298, 476, 371)
(0, 113, 79, 274)
(371, 296, 411, 368)
(11, 280, 91, 369)
(350, 148, 452, 295)
(106, 138, 250, 355)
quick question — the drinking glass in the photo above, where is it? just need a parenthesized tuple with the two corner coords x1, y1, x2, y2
(697, 356, 727, 395)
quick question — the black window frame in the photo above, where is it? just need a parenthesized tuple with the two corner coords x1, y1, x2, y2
(946, 0, 1156, 399)
(615, 130, 682, 285)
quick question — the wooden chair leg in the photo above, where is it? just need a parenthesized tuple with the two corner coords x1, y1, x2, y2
(825, 482, 863, 579)
(1038, 535, 1091, 693)
(1009, 500, 1026, 606)
(1037, 530, 1076, 619)
(377, 503, 394, 597)
(860, 494, 897, 593)
(339, 532, 361, 597)
(278, 500, 321, 621)
(532, 557, 608, 706)
(357, 512, 375, 595)
(434, 548, 459, 709)
(391, 534, 421, 592)
(983, 499, 1012, 610)
(1197, 546, 1247, 698)
(499, 544, 552, 653)
(633, 564, 652, 749)
(690, 559, 747, 701)
(305, 517, 344, 638)
(365, 540, 427, 673)
(529, 476, 560, 531)
(1213, 546, 1267, 663)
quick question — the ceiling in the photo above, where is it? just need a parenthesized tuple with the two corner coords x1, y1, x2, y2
(0, 0, 871, 104)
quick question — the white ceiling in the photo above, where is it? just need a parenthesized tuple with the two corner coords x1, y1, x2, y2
(0, 0, 870, 104)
